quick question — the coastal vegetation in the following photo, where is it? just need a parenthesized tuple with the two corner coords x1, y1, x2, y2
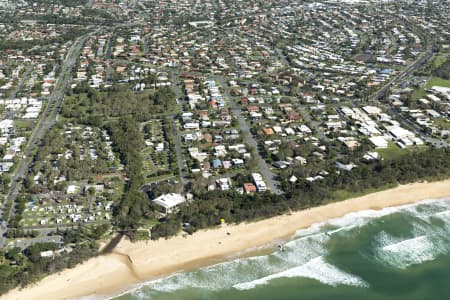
(1, 0, 450, 298)
(107, 116, 149, 230)
(0, 226, 103, 295)
(150, 147, 450, 239)
(0, 83, 178, 294)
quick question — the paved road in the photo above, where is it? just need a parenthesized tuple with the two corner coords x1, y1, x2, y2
(371, 45, 434, 101)
(9, 63, 34, 99)
(217, 76, 283, 195)
(0, 34, 91, 248)
(169, 72, 188, 184)
(297, 105, 329, 141)
(274, 49, 329, 141)
(143, 35, 150, 56)
(13, 235, 63, 250)
(106, 36, 114, 82)
(384, 105, 450, 148)
(368, 43, 449, 147)
(106, 36, 113, 60)
(275, 48, 291, 68)
(170, 117, 187, 185)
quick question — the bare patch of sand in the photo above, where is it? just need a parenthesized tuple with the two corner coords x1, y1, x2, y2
(4, 179, 450, 300)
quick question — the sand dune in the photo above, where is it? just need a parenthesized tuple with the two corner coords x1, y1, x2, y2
(3, 179, 450, 300)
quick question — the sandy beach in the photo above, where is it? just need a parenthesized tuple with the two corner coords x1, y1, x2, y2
(3, 179, 450, 300)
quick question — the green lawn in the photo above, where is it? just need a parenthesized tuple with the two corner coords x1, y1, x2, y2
(330, 183, 398, 203)
(425, 77, 450, 89)
(145, 173, 176, 183)
(433, 54, 448, 68)
(412, 76, 450, 101)
(375, 142, 428, 161)
(140, 218, 159, 228)
(20, 202, 113, 228)
(375, 142, 407, 160)
(411, 87, 426, 101)
(14, 119, 34, 130)
(434, 118, 450, 131)
(142, 147, 156, 175)
(141, 119, 175, 178)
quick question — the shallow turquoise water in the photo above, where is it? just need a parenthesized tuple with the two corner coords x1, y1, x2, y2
(112, 197, 450, 300)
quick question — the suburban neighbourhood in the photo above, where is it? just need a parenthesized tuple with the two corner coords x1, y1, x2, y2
(0, 0, 449, 294)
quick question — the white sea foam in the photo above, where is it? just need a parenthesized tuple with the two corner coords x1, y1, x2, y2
(382, 235, 430, 252)
(377, 235, 448, 269)
(373, 200, 450, 269)
(135, 227, 333, 294)
(274, 232, 329, 265)
(145, 253, 281, 293)
(118, 197, 450, 297)
(295, 198, 450, 240)
(374, 231, 400, 247)
(433, 210, 450, 225)
(428, 198, 450, 209)
(146, 231, 332, 293)
(413, 207, 450, 236)
(407, 199, 450, 221)
(127, 288, 155, 300)
(435, 209, 450, 217)
(233, 256, 368, 290)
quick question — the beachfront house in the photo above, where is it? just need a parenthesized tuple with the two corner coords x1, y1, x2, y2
(152, 193, 187, 214)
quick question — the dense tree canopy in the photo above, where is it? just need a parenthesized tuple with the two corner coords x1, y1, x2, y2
(433, 59, 450, 79)
(63, 85, 177, 122)
(150, 147, 450, 240)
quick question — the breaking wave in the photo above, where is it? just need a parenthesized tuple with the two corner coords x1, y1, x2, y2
(121, 197, 450, 298)
(144, 231, 332, 293)
(373, 200, 450, 269)
(233, 256, 368, 290)
(375, 233, 450, 269)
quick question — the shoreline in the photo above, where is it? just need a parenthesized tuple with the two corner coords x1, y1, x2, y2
(3, 179, 450, 300)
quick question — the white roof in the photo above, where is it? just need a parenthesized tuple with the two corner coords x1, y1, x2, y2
(0, 119, 14, 129)
(387, 126, 414, 139)
(362, 106, 382, 115)
(369, 136, 388, 148)
(67, 185, 79, 194)
(153, 193, 186, 209)
(430, 86, 450, 94)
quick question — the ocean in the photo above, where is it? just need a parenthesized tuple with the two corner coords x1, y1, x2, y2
(111, 197, 450, 300)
